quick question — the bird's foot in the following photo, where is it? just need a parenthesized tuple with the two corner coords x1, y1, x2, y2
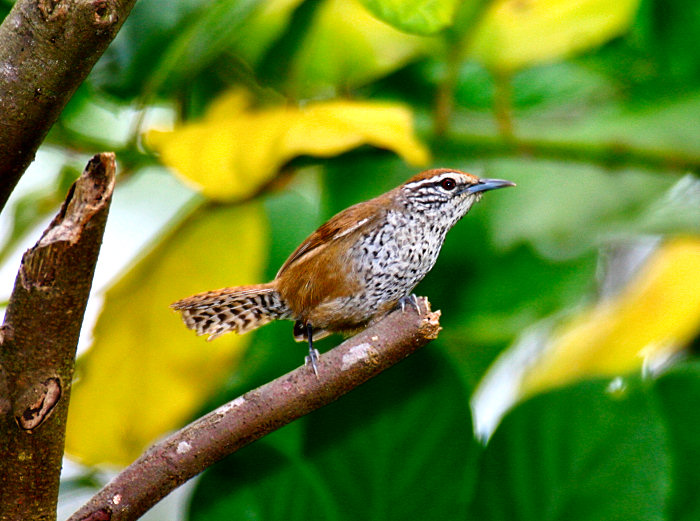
(398, 294, 421, 315)
(305, 322, 320, 378)
(305, 348, 320, 378)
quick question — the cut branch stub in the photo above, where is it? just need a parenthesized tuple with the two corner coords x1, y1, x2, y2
(0, 153, 116, 521)
(21, 154, 116, 290)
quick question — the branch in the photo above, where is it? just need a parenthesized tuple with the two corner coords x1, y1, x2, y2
(0, 0, 136, 212)
(432, 132, 700, 173)
(0, 153, 116, 521)
(68, 298, 442, 521)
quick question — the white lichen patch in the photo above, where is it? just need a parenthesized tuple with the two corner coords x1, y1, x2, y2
(214, 396, 246, 416)
(341, 343, 377, 370)
(176, 441, 192, 454)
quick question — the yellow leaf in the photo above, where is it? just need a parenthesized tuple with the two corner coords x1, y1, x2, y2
(521, 236, 700, 397)
(287, 101, 430, 164)
(66, 202, 268, 466)
(147, 90, 430, 202)
(469, 0, 641, 71)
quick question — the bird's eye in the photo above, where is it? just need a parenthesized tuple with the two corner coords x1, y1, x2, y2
(440, 178, 456, 191)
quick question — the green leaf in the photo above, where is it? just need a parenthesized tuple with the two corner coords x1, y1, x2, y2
(90, 0, 272, 99)
(90, 0, 208, 98)
(357, 0, 462, 35)
(598, 0, 700, 89)
(470, 378, 671, 520)
(234, 0, 306, 65)
(480, 159, 674, 258)
(143, 0, 263, 96)
(288, 0, 434, 97)
(190, 351, 481, 520)
(643, 0, 700, 83)
(434, 246, 596, 391)
(655, 363, 700, 521)
(0, 0, 11, 18)
(189, 442, 324, 520)
(305, 351, 479, 520)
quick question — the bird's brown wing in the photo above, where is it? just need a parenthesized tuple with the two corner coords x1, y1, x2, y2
(276, 198, 385, 278)
(274, 197, 391, 322)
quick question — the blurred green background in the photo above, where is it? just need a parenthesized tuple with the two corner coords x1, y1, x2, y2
(1, 0, 699, 519)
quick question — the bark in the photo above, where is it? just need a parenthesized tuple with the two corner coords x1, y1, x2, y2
(68, 298, 442, 521)
(0, 153, 116, 521)
(0, 0, 136, 212)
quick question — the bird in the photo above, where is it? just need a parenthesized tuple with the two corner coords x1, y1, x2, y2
(172, 168, 515, 374)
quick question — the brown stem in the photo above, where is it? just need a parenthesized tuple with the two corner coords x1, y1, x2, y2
(0, 153, 116, 521)
(68, 298, 442, 521)
(434, 45, 463, 137)
(433, 0, 492, 136)
(493, 70, 514, 140)
(431, 133, 700, 173)
(0, 0, 136, 213)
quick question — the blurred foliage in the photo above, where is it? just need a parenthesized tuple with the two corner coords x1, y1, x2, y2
(471, 375, 672, 521)
(521, 236, 700, 397)
(358, 0, 463, 35)
(0, 163, 81, 265)
(470, 0, 641, 71)
(4, 0, 699, 517)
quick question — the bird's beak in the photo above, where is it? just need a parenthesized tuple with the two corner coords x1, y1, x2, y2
(466, 178, 516, 194)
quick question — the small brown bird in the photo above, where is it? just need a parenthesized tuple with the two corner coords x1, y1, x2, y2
(172, 168, 514, 373)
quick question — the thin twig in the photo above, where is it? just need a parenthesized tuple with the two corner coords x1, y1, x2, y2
(432, 133, 700, 173)
(68, 298, 442, 521)
(493, 71, 514, 141)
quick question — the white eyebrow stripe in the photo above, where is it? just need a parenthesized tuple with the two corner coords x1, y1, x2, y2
(405, 172, 464, 190)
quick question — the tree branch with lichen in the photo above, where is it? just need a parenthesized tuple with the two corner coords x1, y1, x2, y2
(0, 153, 116, 521)
(67, 298, 441, 521)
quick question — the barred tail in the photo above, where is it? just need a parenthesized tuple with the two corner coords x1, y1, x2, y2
(171, 282, 292, 340)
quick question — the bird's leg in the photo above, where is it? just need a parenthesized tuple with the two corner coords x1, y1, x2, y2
(304, 322, 320, 377)
(398, 294, 421, 315)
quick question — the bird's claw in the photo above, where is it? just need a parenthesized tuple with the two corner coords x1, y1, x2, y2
(305, 348, 320, 378)
(399, 294, 421, 315)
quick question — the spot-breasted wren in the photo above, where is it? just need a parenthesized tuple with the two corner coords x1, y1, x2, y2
(172, 169, 515, 373)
